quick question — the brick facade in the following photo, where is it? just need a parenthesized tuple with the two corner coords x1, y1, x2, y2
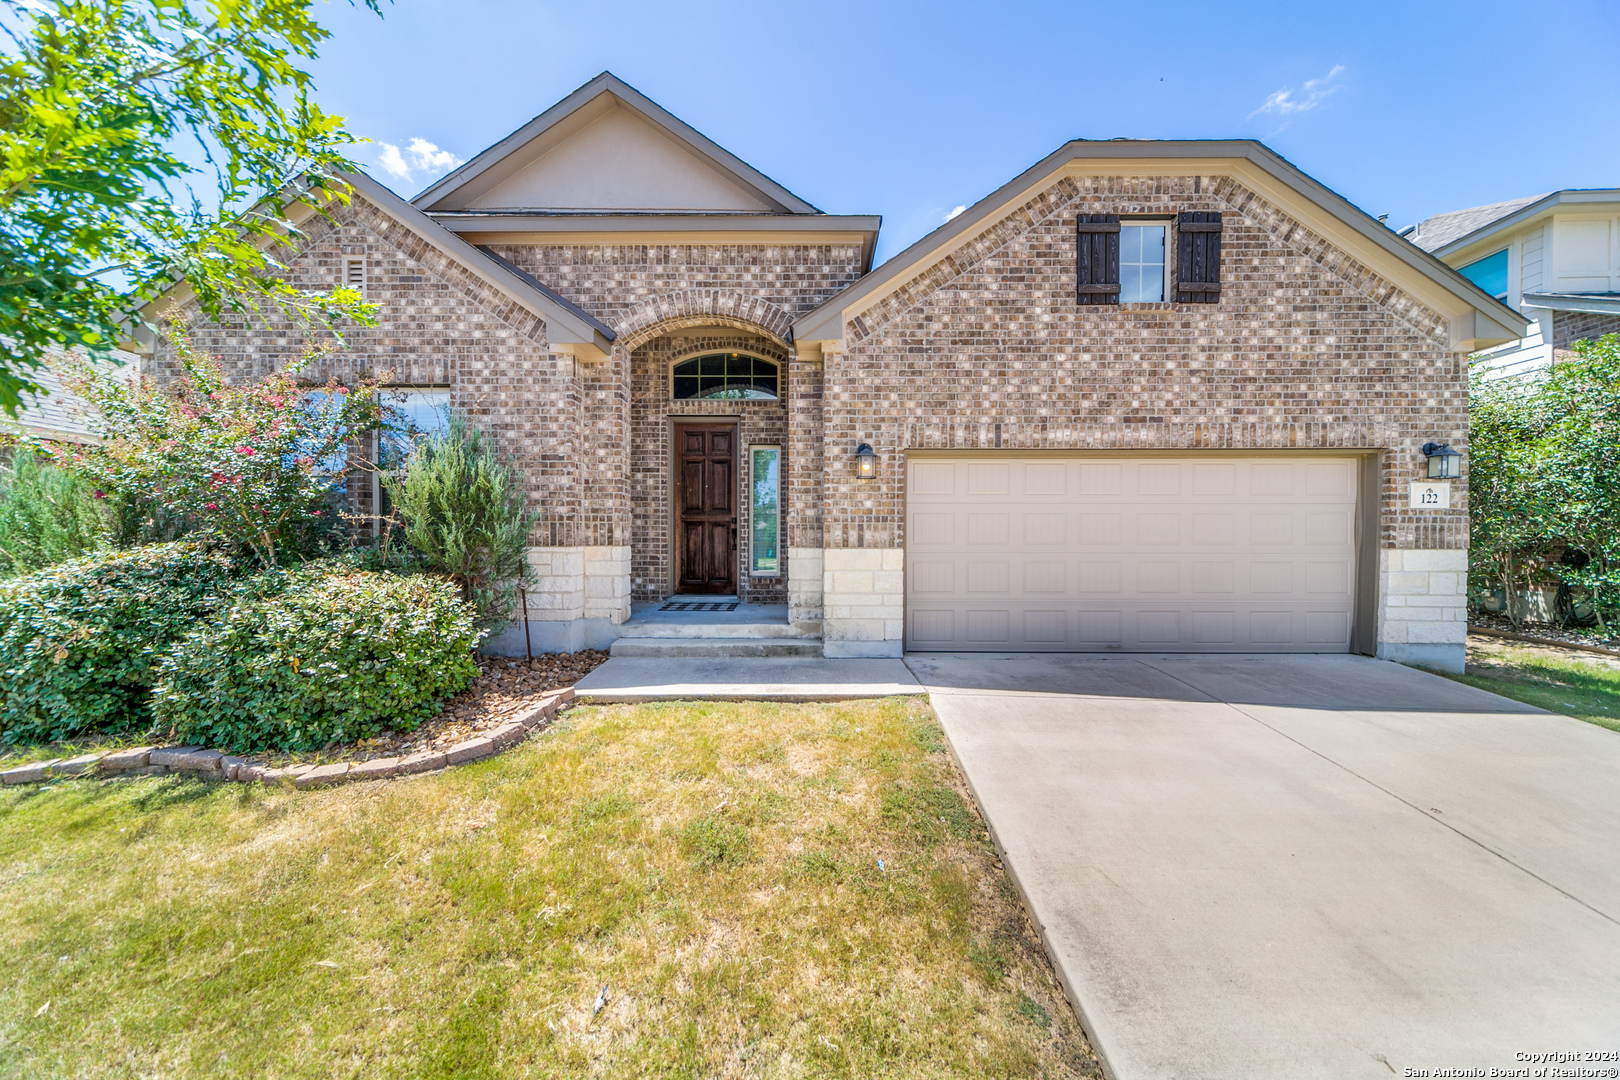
(814, 172, 1470, 662)
(1552, 309, 1620, 353)
(825, 173, 1466, 554)
(150, 157, 1481, 667)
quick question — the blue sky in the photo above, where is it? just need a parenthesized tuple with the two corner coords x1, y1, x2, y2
(308, 0, 1620, 265)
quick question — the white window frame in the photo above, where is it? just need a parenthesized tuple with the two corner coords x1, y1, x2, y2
(1119, 218, 1172, 303)
(748, 444, 782, 578)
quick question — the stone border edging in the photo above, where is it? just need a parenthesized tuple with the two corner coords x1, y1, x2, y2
(0, 688, 575, 790)
(1470, 625, 1620, 660)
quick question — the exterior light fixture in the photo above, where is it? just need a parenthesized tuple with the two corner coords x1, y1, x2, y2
(1421, 442, 1461, 480)
(855, 442, 878, 479)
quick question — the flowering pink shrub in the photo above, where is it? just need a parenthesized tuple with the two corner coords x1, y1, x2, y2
(56, 325, 384, 566)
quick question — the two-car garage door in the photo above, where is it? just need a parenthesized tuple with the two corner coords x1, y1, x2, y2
(905, 456, 1361, 653)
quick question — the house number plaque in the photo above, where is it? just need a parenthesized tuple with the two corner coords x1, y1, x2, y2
(1409, 481, 1451, 509)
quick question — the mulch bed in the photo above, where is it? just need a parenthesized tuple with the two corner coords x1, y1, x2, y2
(1469, 613, 1620, 653)
(261, 650, 611, 767)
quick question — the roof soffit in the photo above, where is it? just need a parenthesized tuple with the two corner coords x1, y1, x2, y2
(794, 140, 1528, 351)
(414, 73, 820, 216)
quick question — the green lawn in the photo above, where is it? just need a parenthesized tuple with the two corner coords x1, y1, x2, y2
(1442, 636, 1620, 734)
(0, 697, 1097, 1079)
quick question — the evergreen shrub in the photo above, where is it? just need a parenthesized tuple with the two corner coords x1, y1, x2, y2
(0, 543, 241, 742)
(153, 568, 483, 753)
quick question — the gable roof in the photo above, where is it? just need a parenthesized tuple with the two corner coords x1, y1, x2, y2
(793, 139, 1529, 354)
(345, 171, 613, 357)
(139, 172, 615, 361)
(1404, 188, 1620, 259)
(413, 72, 820, 215)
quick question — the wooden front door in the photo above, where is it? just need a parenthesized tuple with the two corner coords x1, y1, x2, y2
(676, 424, 737, 594)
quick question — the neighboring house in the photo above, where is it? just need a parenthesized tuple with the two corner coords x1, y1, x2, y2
(141, 72, 1524, 674)
(1405, 189, 1620, 378)
(4, 348, 138, 445)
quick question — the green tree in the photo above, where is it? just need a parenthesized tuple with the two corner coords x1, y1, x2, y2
(383, 414, 535, 630)
(0, 0, 381, 416)
(1535, 335, 1620, 628)
(1467, 367, 1552, 626)
(0, 446, 106, 575)
(1468, 334, 1620, 629)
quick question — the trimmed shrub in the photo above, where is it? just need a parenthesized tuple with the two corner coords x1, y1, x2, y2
(153, 568, 483, 753)
(383, 414, 535, 630)
(0, 543, 241, 743)
(0, 450, 108, 576)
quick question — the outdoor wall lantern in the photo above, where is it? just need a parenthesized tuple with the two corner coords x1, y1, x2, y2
(855, 443, 878, 479)
(1421, 442, 1462, 479)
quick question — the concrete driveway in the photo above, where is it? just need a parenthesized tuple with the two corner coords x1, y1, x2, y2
(907, 653, 1620, 1080)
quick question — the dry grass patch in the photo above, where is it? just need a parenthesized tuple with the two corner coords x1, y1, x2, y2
(1443, 634, 1620, 734)
(0, 696, 1097, 1078)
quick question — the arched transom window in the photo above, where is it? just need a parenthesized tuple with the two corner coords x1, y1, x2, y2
(672, 353, 779, 400)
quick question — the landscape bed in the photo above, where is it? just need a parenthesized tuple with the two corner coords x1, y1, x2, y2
(0, 696, 1099, 1078)
(0, 651, 611, 783)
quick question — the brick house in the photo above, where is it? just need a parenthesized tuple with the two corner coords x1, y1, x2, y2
(149, 73, 1525, 674)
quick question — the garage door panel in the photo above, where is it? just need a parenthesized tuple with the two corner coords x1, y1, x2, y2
(966, 513, 1009, 545)
(1192, 512, 1236, 545)
(910, 512, 954, 545)
(966, 561, 1010, 594)
(911, 462, 956, 495)
(1078, 561, 1122, 593)
(967, 463, 1010, 494)
(1024, 463, 1067, 495)
(1079, 463, 1122, 494)
(1024, 512, 1066, 545)
(906, 456, 1358, 653)
(1024, 561, 1067, 594)
(1079, 514, 1123, 545)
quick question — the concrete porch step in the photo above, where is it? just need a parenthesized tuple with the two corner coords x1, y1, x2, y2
(609, 636, 824, 659)
(614, 620, 819, 640)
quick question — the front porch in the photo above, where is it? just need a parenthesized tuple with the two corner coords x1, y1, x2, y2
(607, 599, 822, 658)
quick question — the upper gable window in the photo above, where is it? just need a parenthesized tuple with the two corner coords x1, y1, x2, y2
(1459, 249, 1509, 301)
(672, 354, 779, 400)
(1120, 223, 1168, 302)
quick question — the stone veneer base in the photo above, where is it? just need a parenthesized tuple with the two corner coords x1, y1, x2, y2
(481, 618, 622, 656)
(0, 689, 574, 790)
(1376, 642, 1466, 674)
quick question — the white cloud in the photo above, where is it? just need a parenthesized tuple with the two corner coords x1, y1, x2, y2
(378, 143, 412, 180)
(407, 138, 461, 174)
(1248, 64, 1345, 120)
(945, 205, 967, 222)
(375, 138, 464, 183)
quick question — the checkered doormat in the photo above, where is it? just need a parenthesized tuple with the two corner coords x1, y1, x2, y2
(659, 601, 739, 612)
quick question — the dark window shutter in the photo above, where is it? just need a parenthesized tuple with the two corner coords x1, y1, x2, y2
(1176, 211, 1222, 303)
(1076, 214, 1120, 305)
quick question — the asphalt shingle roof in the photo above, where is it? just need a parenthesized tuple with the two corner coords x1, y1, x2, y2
(1405, 194, 1548, 253)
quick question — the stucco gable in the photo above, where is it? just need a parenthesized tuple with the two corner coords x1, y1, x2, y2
(415, 73, 818, 216)
(456, 104, 775, 213)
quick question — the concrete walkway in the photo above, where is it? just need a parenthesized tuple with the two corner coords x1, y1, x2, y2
(572, 656, 922, 702)
(908, 653, 1620, 1080)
